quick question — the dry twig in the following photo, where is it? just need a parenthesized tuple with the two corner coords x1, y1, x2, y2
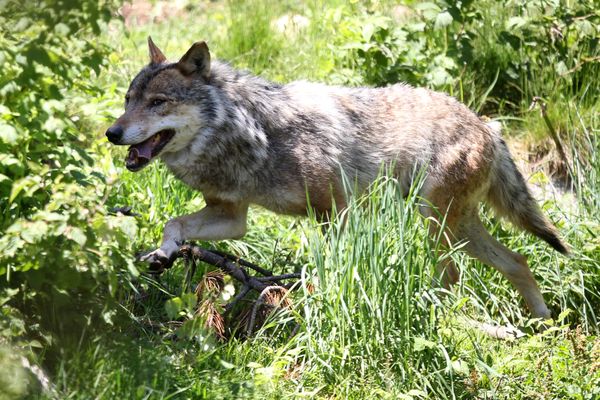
(529, 96, 574, 182)
(150, 244, 301, 336)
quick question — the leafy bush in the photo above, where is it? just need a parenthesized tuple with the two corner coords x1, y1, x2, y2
(465, 0, 600, 109)
(326, 2, 463, 89)
(0, 0, 136, 353)
(329, 1, 599, 111)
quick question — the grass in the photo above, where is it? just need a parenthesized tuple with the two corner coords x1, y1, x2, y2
(4, 1, 600, 399)
(38, 168, 600, 399)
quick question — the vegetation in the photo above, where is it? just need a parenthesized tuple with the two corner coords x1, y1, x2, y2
(0, 0, 599, 398)
(0, 0, 137, 369)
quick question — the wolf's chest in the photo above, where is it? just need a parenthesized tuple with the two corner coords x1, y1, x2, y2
(161, 151, 256, 203)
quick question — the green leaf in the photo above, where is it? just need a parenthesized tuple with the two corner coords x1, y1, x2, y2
(9, 176, 40, 203)
(165, 297, 183, 319)
(0, 105, 12, 116)
(555, 61, 568, 76)
(434, 11, 453, 29)
(0, 235, 26, 259)
(67, 227, 87, 246)
(407, 389, 427, 398)
(413, 337, 436, 351)
(557, 308, 572, 323)
(414, 2, 441, 21)
(54, 22, 70, 36)
(362, 23, 375, 41)
(0, 288, 20, 306)
(451, 359, 470, 376)
(21, 221, 48, 243)
(0, 122, 18, 144)
(575, 20, 594, 37)
(181, 292, 198, 312)
(176, 317, 210, 341)
(506, 16, 527, 30)
(24, 46, 52, 68)
(452, 297, 470, 311)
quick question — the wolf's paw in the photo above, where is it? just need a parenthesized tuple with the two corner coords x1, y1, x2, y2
(138, 248, 178, 274)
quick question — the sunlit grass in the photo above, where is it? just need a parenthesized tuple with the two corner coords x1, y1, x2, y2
(50, 158, 600, 398)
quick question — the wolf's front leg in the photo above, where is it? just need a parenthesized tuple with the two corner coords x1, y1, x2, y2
(141, 199, 248, 271)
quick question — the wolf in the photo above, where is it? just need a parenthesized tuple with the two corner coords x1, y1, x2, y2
(106, 37, 569, 319)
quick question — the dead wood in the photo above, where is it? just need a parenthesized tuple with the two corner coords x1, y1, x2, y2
(153, 244, 301, 336)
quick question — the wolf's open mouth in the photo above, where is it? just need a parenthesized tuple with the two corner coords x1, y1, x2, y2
(125, 129, 175, 171)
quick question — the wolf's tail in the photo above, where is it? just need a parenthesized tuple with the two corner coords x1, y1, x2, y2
(485, 122, 569, 254)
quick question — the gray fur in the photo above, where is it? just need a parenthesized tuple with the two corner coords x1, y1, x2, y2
(106, 40, 569, 318)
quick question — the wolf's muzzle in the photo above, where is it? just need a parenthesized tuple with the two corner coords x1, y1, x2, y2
(106, 125, 124, 144)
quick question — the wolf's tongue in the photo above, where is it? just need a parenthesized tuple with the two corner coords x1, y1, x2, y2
(129, 141, 153, 161)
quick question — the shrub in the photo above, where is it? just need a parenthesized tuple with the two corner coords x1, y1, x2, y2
(0, 0, 135, 353)
(329, 1, 599, 112)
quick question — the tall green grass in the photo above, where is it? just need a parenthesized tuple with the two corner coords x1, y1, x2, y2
(53, 156, 599, 398)
(295, 174, 463, 397)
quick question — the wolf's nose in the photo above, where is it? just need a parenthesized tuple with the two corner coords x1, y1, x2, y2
(105, 126, 123, 143)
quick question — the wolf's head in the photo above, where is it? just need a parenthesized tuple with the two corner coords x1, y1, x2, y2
(106, 37, 215, 171)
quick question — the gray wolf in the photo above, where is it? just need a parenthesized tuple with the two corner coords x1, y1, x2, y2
(106, 37, 569, 319)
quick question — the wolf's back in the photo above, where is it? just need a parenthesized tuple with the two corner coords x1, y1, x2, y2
(486, 125, 569, 254)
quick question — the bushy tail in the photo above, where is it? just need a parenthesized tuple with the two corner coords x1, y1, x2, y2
(486, 124, 569, 255)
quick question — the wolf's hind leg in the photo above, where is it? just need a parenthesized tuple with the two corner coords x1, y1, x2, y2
(424, 219, 460, 289)
(141, 199, 248, 270)
(434, 254, 460, 290)
(457, 212, 551, 319)
(419, 200, 460, 289)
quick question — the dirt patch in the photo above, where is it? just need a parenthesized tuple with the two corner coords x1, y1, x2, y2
(119, 0, 194, 27)
(507, 137, 579, 215)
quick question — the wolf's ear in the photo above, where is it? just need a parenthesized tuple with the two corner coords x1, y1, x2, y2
(148, 36, 167, 65)
(177, 41, 210, 79)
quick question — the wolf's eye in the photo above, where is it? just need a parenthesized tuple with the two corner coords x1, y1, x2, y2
(124, 95, 130, 105)
(151, 98, 166, 107)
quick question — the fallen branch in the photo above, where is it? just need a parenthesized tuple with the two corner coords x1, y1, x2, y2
(169, 244, 301, 317)
(209, 249, 274, 276)
(180, 245, 299, 288)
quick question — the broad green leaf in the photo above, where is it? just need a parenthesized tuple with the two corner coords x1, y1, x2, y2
(362, 23, 375, 41)
(555, 61, 568, 76)
(575, 20, 594, 37)
(0, 105, 11, 116)
(414, 2, 441, 21)
(451, 359, 470, 375)
(165, 297, 183, 319)
(21, 221, 48, 243)
(9, 176, 40, 203)
(413, 337, 436, 351)
(181, 292, 198, 312)
(434, 11, 453, 29)
(506, 16, 527, 30)
(67, 227, 87, 246)
(0, 122, 17, 144)
(0, 288, 20, 305)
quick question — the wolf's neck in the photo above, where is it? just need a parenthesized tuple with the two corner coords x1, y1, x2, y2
(209, 61, 280, 161)
(210, 61, 286, 130)
(162, 62, 282, 198)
